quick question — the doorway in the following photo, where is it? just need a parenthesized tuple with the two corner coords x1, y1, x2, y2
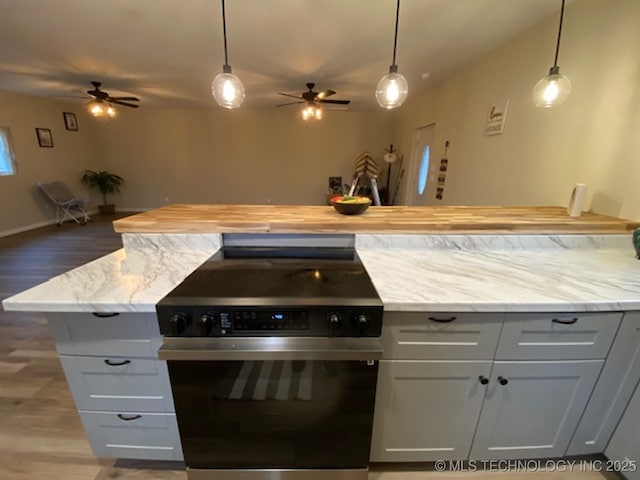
(406, 123, 436, 206)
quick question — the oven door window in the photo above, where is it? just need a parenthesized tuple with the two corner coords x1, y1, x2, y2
(168, 360, 378, 469)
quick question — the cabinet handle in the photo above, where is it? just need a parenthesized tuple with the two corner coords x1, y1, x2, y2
(552, 317, 578, 325)
(117, 414, 142, 421)
(428, 316, 457, 323)
(478, 376, 489, 385)
(498, 376, 509, 386)
(92, 312, 120, 318)
(104, 359, 131, 367)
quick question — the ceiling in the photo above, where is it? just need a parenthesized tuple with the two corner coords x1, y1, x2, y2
(0, 0, 564, 111)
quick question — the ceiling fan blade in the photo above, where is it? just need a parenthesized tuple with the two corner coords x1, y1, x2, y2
(278, 93, 304, 100)
(318, 99, 351, 105)
(275, 101, 304, 107)
(315, 89, 336, 100)
(109, 99, 140, 108)
(109, 96, 139, 102)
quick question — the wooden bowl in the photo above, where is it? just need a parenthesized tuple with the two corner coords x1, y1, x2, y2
(331, 197, 371, 215)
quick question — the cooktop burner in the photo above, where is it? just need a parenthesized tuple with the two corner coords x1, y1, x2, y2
(163, 247, 380, 304)
(156, 247, 383, 338)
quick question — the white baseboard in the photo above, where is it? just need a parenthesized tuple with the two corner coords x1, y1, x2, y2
(0, 208, 151, 238)
(0, 209, 100, 238)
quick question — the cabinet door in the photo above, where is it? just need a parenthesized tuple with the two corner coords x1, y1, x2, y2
(605, 382, 640, 480)
(370, 360, 492, 462)
(470, 360, 603, 460)
(568, 312, 640, 455)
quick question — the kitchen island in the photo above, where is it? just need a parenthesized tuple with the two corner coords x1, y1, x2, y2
(2, 204, 640, 473)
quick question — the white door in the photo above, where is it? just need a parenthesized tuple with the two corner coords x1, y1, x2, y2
(405, 123, 436, 206)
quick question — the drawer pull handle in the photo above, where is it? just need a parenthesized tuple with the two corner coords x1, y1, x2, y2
(104, 359, 131, 367)
(552, 317, 578, 325)
(92, 312, 120, 318)
(428, 316, 457, 323)
(498, 376, 509, 386)
(117, 414, 142, 421)
(478, 376, 489, 385)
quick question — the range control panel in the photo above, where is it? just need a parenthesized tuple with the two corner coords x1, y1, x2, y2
(156, 306, 383, 338)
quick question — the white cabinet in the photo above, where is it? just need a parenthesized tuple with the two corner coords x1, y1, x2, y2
(606, 381, 640, 480)
(371, 360, 492, 461)
(469, 360, 603, 460)
(46, 312, 182, 461)
(371, 312, 503, 461)
(568, 312, 640, 455)
(371, 310, 622, 463)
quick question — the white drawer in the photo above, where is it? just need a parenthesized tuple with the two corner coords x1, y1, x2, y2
(79, 411, 183, 461)
(60, 355, 175, 412)
(381, 312, 504, 360)
(496, 312, 622, 360)
(47, 312, 161, 357)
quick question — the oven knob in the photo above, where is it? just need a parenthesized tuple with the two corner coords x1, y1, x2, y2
(168, 313, 190, 336)
(356, 314, 369, 336)
(198, 313, 215, 336)
(327, 313, 342, 335)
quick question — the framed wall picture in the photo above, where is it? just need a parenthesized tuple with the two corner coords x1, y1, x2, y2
(35, 128, 54, 148)
(63, 112, 78, 131)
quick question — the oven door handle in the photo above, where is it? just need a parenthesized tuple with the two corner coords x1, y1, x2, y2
(157, 337, 383, 361)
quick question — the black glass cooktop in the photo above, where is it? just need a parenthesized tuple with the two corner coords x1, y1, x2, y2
(160, 247, 381, 306)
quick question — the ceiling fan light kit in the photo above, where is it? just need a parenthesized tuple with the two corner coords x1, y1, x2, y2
(533, 0, 571, 108)
(376, 0, 408, 109)
(85, 81, 140, 119)
(211, 0, 245, 109)
(302, 104, 322, 121)
(275, 82, 350, 121)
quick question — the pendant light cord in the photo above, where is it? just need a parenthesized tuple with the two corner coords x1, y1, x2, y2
(221, 0, 229, 66)
(553, 0, 565, 68)
(391, 0, 400, 66)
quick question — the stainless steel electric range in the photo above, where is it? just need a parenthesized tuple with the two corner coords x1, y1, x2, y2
(156, 246, 383, 480)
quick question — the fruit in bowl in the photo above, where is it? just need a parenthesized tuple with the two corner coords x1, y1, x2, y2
(331, 195, 371, 215)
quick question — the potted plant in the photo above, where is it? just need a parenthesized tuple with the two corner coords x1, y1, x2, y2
(81, 170, 124, 215)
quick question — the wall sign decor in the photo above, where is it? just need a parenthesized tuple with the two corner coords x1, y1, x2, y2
(63, 112, 78, 131)
(435, 140, 450, 200)
(35, 128, 54, 147)
(484, 99, 510, 136)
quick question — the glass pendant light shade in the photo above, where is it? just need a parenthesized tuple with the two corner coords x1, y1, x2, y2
(212, 0, 245, 109)
(533, 67, 571, 108)
(376, 0, 408, 109)
(212, 66, 245, 109)
(302, 104, 322, 121)
(88, 100, 105, 117)
(375, 66, 409, 109)
(533, 0, 571, 108)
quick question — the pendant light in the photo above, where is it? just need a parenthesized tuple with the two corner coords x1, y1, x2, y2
(211, 0, 245, 109)
(533, 0, 571, 108)
(375, 0, 408, 109)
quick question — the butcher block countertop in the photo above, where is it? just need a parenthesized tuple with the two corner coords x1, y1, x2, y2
(113, 204, 640, 234)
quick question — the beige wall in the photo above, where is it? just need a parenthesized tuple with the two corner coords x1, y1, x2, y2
(99, 108, 392, 208)
(0, 91, 101, 234)
(393, 0, 640, 221)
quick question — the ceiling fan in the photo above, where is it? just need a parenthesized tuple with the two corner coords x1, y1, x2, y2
(275, 83, 351, 109)
(86, 81, 140, 109)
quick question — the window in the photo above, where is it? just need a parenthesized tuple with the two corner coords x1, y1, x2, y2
(417, 145, 430, 195)
(0, 127, 17, 176)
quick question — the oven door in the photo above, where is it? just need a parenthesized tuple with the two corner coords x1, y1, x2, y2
(159, 338, 381, 474)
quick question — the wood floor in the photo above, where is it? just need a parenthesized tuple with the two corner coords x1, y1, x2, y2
(0, 215, 617, 479)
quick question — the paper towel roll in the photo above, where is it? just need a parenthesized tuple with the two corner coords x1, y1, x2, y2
(567, 183, 588, 217)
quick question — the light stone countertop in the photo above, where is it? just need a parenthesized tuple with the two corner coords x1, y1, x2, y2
(2, 233, 640, 314)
